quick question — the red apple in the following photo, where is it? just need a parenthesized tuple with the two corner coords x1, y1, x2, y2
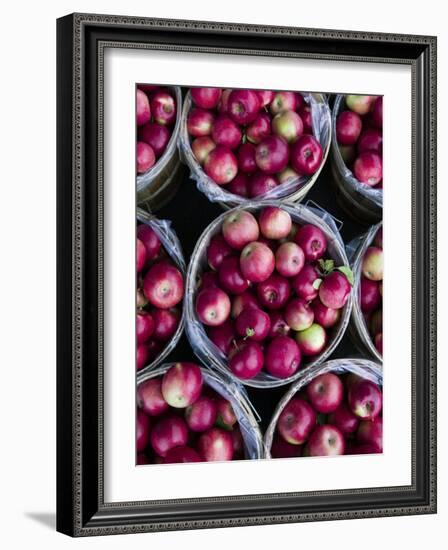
(237, 143, 257, 174)
(196, 287, 231, 326)
(257, 274, 291, 310)
(284, 298, 314, 331)
(146, 339, 163, 362)
(240, 241, 275, 283)
(204, 145, 238, 185)
(231, 427, 244, 459)
(136, 89, 151, 126)
(218, 89, 232, 113)
(354, 152, 383, 187)
(226, 173, 250, 197)
(375, 332, 383, 354)
(256, 90, 275, 107)
(328, 402, 359, 435)
(228, 341, 264, 379)
(187, 107, 215, 137)
(137, 141, 156, 173)
(215, 398, 237, 430)
(191, 136, 216, 165)
(207, 234, 234, 271)
(137, 453, 149, 465)
(348, 379, 382, 420)
(306, 372, 344, 413)
(295, 224, 327, 261)
(222, 210, 260, 250)
(137, 310, 155, 344)
(268, 311, 291, 338)
(360, 277, 381, 313)
(298, 104, 312, 133)
(235, 307, 271, 341)
(228, 89, 260, 125)
(265, 335, 301, 378)
(190, 87, 221, 109)
(137, 378, 169, 417)
(137, 238, 146, 273)
(311, 299, 340, 329)
(371, 97, 383, 128)
(151, 308, 179, 341)
(272, 110, 303, 143)
(275, 242, 305, 277)
(246, 112, 271, 144)
(137, 223, 161, 261)
(370, 308, 382, 336)
(295, 323, 327, 356)
(248, 172, 278, 197)
(150, 415, 189, 457)
(291, 264, 321, 301)
(199, 271, 219, 290)
(185, 395, 217, 432)
(218, 256, 250, 295)
(136, 343, 150, 371)
(271, 436, 302, 458)
(307, 425, 345, 456)
(207, 319, 235, 355)
(277, 398, 316, 444)
(138, 122, 170, 156)
(357, 416, 383, 451)
(346, 95, 375, 115)
(212, 115, 242, 149)
(163, 446, 201, 464)
(270, 91, 298, 114)
(231, 291, 259, 319)
(143, 262, 184, 309)
(319, 271, 351, 309)
(136, 409, 150, 452)
(336, 110, 362, 145)
(255, 135, 289, 174)
(362, 246, 383, 281)
(161, 362, 203, 408)
(150, 91, 176, 125)
(357, 128, 383, 154)
(290, 134, 323, 176)
(259, 206, 292, 240)
(197, 428, 234, 461)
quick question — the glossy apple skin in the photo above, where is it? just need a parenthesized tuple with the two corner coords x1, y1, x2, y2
(226, 173, 250, 197)
(215, 397, 237, 429)
(255, 135, 289, 174)
(190, 87, 222, 109)
(187, 107, 215, 137)
(136, 343, 150, 371)
(362, 246, 383, 281)
(284, 298, 314, 331)
(228, 89, 260, 125)
(198, 428, 234, 461)
(150, 91, 176, 125)
(137, 142, 156, 173)
(357, 416, 383, 452)
(207, 234, 234, 271)
(228, 341, 264, 379)
(137, 378, 169, 416)
(196, 287, 231, 326)
(291, 264, 321, 301)
(295, 224, 327, 261)
(354, 152, 382, 186)
(136, 311, 155, 344)
(319, 271, 351, 309)
(163, 446, 201, 464)
(290, 135, 323, 176)
(136, 89, 151, 126)
(191, 136, 216, 165)
(248, 172, 278, 197)
(270, 91, 298, 114)
(136, 239, 147, 273)
(336, 110, 362, 145)
(137, 223, 161, 261)
(345, 94, 375, 115)
(204, 145, 238, 185)
(150, 415, 189, 457)
(328, 402, 360, 435)
(265, 335, 301, 378)
(360, 277, 381, 313)
(272, 110, 304, 143)
(161, 362, 203, 408)
(312, 299, 341, 328)
(259, 206, 292, 240)
(268, 311, 291, 338)
(143, 262, 184, 309)
(212, 115, 242, 149)
(138, 122, 171, 156)
(357, 128, 383, 154)
(246, 112, 271, 144)
(237, 143, 257, 174)
(275, 242, 305, 277)
(240, 242, 275, 283)
(295, 323, 327, 356)
(136, 409, 151, 452)
(235, 307, 271, 341)
(217, 256, 248, 295)
(222, 210, 260, 250)
(256, 90, 275, 107)
(306, 373, 344, 413)
(348, 379, 382, 420)
(207, 319, 235, 355)
(277, 398, 316, 444)
(185, 395, 218, 432)
(152, 308, 179, 341)
(307, 425, 345, 456)
(257, 275, 291, 310)
(231, 291, 259, 319)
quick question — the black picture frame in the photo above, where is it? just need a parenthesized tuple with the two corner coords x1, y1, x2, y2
(56, 13, 437, 537)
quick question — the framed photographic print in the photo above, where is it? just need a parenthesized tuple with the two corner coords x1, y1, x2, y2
(56, 13, 437, 537)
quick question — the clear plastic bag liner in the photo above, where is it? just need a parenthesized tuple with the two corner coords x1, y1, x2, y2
(136, 208, 187, 374)
(137, 363, 264, 459)
(136, 86, 183, 194)
(304, 199, 344, 248)
(348, 222, 382, 362)
(185, 201, 354, 388)
(178, 92, 331, 205)
(332, 95, 383, 208)
(264, 358, 382, 457)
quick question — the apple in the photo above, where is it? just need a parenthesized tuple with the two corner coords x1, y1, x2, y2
(228, 340, 264, 379)
(256, 90, 275, 107)
(307, 425, 345, 456)
(246, 112, 271, 144)
(191, 136, 216, 165)
(163, 446, 201, 464)
(138, 122, 171, 156)
(187, 107, 215, 137)
(362, 246, 383, 281)
(185, 395, 217, 432)
(256, 274, 291, 310)
(137, 141, 156, 173)
(235, 307, 271, 341)
(212, 115, 242, 149)
(295, 323, 327, 356)
(284, 298, 314, 331)
(290, 134, 323, 175)
(291, 264, 321, 301)
(208, 319, 236, 355)
(137, 223, 161, 261)
(137, 378, 169, 417)
(259, 206, 292, 240)
(265, 335, 301, 378)
(357, 128, 383, 154)
(345, 94, 375, 115)
(371, 97, 383, 128)
(298, 104, 312, 133)
(306, 373, 344, 413)
(295, 224, 327, 261)
(374, 227, 383, 248)
(199, 271, 219, 290)
(222, 210, 260, 250)
(357, 416, 383, 452)
(197, 428, 234, 461)
(328, 402, 359, 435)
(137, 453, 149, 465)
(370, 308, 382, 336)
(231, 291, 259, 319)
(248, 172, 278, 197)
(312, 299, 341, 328)
(240, 241, 275, 283)
(277, 398, 316, 444)
(237, 142, 257, 174)
(136, 343, 150, 371)
(336, 110, 362, 145)
(218, 256, 250, 295)
(136, 409, 150, 452)
(275, 242, 305, 277)
(218, 88, 232, 113)
(255, 135, 289, 174)
(207, 234, 234, 271)
(228, 89, 261, 125)
(196, 287, 231, 326)
(161, 362, 203, 408)
(137, 287, 148, 309)
(215, 397, 237, 430)
(136, 238, 146, 273)
(136, 89, 151, 126)
(270, 436, 303, 458)
(231, 427, 244, 459)
(190, 87, 222, 109)
(360, 277, 381, 313)
(272, 110, 303, 143)
(374, 333, 383, 354)
(338, 144, 356, 165)
(226, 173, 250, 197)
(151, 308, 179, 341)
(146, 339, 163, 362)
(270, 91, 298, 114)
(353, 152, 382, 186)
(268, 311, 291, 338)
(319, 271, 351, 309)
(150, 415, 189, 457)
(277, 166, 300, 184)
(348, 379, 382, 420)
(136, 310, 154, 344)
(150, 91, 176, 125)
(143, 262, 184, 309)
(204, 145, 238, 185)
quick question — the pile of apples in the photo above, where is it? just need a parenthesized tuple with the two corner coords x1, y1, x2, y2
(335, 95, 383, 189)
(360, 227, 383, 355)
(186, 87, 324, 198)
(194, 205, 353, 381)
(136, 86, 177, 174)
(271, 370, 383, 458)
(137, 363, 246, 463)
(136, 222, 184, 371)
